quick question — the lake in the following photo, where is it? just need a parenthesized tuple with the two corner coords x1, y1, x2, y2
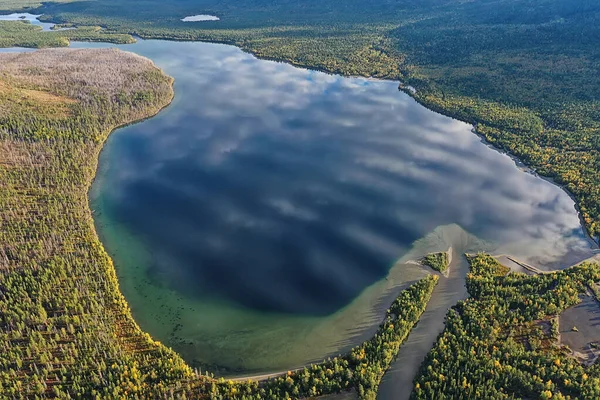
(64, 39, 595, 381)
(0, 13, 71, 31)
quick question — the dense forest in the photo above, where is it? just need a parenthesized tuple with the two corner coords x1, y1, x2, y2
(421, 252, 449, 273)
(6, 0, 597, 239)
(413, 254, 600, 399)
(0, 48, 438, 397)
(2, 0, 600, 398)
(0, 48, 196, 398)
(0, 19, 134, 48)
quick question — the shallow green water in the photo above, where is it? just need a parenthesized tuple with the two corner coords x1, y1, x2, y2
(68, 39, 597, 376)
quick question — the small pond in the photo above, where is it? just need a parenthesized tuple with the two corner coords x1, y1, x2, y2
(181, 15, 220, 22)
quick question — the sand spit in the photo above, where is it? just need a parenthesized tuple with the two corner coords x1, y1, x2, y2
(559, 292, 600, 366)
(378, 224, 488, 400)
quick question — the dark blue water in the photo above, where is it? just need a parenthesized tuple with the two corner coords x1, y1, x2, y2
(66, 39, 595, 372)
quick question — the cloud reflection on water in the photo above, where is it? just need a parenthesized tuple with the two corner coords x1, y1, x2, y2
(91, 40, 593, 318)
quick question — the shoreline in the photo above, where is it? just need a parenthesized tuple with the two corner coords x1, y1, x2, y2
(397, 87, 599, 249)
(73, 35, 597, 379)
(5, 9, 597, 248)
(2, 17, 599, 392)
(75, 50, 188, 369)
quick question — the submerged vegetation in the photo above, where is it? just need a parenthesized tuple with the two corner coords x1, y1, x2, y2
(210, 275, 438, 400)
(413, 254, 600, 399)
(421, 252, 449, 273)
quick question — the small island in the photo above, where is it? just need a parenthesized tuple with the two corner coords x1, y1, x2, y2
(421, 251, 449, 273)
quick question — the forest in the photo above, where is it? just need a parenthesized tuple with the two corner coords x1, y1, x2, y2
(7, 0, 597, 239)
(0, 19, 133, 48)
(0, 47, 439, 397)
(421, 252, 449, 273)
(412, 254, 600, 399)
(2, 0, 600, 398)
(0, 48, 194, 398)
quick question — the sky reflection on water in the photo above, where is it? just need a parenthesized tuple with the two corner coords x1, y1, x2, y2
(78, 39, 595, 371)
